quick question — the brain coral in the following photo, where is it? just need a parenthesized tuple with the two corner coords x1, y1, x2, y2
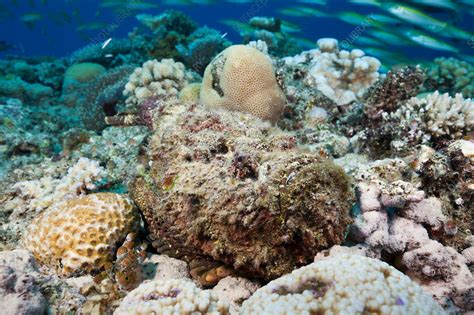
(115, 279, 230, 315)
(200, 45, 286, 123)
(22, 193, 139, 276)
(241, 254, 445, 315)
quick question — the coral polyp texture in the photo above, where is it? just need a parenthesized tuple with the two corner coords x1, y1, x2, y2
(22, 193, 140, 276)
(123, 58, 192, 109)
(114, 279, 230, 315)
(282, 38, 381, 106)
(130, 100, 353, 281)
(200, 45, 287, 123)
(240, 254, 445, 315)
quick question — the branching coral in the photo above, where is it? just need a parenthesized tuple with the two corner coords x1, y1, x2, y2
(344, 156, 474, 311)
(282, 38, 381, 106)
(390, 91, 474, 142)
(201, 45, 286, 123)
(425, 57, 474, 98)
(241, 254, 444, 314)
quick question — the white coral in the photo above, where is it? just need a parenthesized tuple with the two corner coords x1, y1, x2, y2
(393, 91, 474, 139)
(283, 38, 381, 105)
(241, 254, 444, 315)
(115, 279, 229, 315)
(123, 59, 192, 108)
(13, 157, 105, 212)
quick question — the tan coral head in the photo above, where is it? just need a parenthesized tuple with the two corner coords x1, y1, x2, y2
(200, 45, 286, 123)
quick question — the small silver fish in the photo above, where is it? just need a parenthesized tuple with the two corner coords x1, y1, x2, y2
(102, 37, 112, 49)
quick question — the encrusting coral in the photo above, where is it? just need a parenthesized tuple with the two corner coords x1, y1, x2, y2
(22, 193, 140, 276)
(114, 279, 230, 315)
(200, 45, 286, 123)
(130, 100, 353, 282)
(241, 253, 444, 315)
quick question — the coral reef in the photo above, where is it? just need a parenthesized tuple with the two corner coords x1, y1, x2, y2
(69, 39, 143, 67)
(123, 59, 192, 109)
(201, 45, 286, 123)
(179, 82, 201, 103)
(240, 16, 301, 57)
(364, 66, 425, 122)
(2, 8, 473, 314)
(176, 26, 231, 75)
(241, 253, 444, 314)
(282, 38, 381, 106)
(12, 157, 105, 212)
(425, 57, 474, 98)
(0, 250, 46, 315)
(61, 65, 134, 130)
(345, 157, 474, 312)
(0, 76, 53, 105)
(390, 92, 473, 142)
(0, 58, 66, 94)
(115, 279, 230, 314)
(22, 193, 140, 276)
(130, 100, 353, 281)
(134, 10, 197, 61)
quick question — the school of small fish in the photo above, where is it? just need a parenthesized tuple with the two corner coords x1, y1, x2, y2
(0, 0, 471, 65)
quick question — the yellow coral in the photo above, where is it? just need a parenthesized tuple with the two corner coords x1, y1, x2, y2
(179, 82, 201, 103)
(22, 193, 139, 276)
(200, 45, 286, 123)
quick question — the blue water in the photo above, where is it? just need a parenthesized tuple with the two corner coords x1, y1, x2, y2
(0, 0, 472, 63)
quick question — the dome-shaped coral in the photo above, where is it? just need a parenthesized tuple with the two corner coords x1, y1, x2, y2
(22, 193, 140, 276)
(241, 254, 445, 315)
(63, 62, 106, 87)
(200, 45, 286, 123)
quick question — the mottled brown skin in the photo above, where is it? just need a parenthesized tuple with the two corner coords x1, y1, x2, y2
(364, 66, 425, 123)
(131, 101, 354, 281)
